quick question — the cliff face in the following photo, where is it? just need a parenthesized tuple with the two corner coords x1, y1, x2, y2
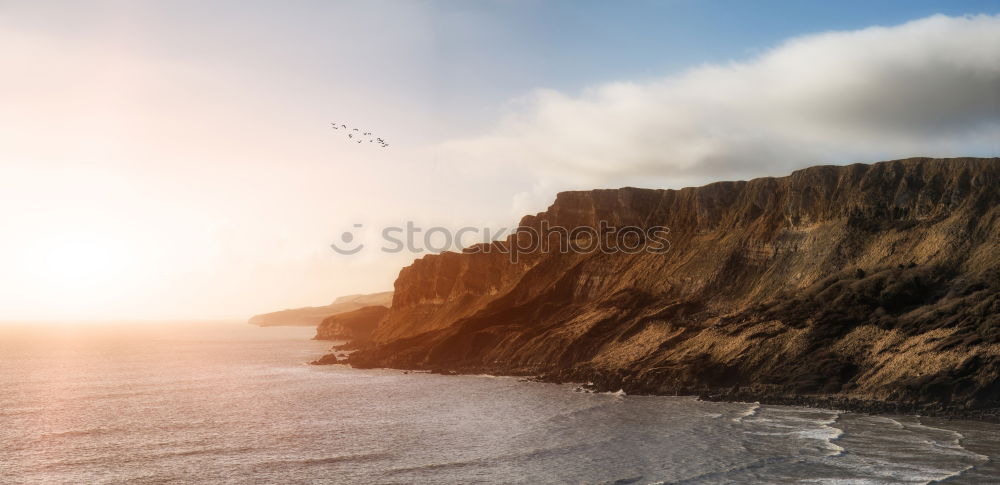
(248, 291, 392, 326)
(314, 305, 390, 341)
(349, 158, 1000, 415)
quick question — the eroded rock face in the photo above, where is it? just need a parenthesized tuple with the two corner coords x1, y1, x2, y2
(314, 305, 390, 342)
(350, 158, 1000, 416)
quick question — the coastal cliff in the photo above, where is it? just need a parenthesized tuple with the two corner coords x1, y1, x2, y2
(314, 305, 390, 342)
(348, 158, 1000, 417)
(249, 291, 392, 326)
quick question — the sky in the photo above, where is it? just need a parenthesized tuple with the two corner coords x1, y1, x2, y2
(1, 1, 999, 321)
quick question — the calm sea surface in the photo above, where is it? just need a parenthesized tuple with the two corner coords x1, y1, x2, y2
(2, 321, 999, 484)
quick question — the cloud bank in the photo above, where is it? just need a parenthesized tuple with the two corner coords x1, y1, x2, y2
(445, 14, 1000, 187)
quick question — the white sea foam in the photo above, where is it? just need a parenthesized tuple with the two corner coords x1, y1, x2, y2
(800, 415, 992, 484)
(732, 402, 760, 423)
(739, 407, 845, 458)
(801, 413, 845, 457)
(474, 374, 513, 380)
(900, 419, 990, 482)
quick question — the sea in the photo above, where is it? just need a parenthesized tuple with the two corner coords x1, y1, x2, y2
(2, 321, 999, 484)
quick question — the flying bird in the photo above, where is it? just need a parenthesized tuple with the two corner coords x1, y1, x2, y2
(330, 121, 389, 148)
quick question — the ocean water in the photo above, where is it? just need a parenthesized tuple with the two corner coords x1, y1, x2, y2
(2, 322, 999, 484)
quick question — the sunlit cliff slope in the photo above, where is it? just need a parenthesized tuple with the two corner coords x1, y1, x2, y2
(348, 158, 1000, 416)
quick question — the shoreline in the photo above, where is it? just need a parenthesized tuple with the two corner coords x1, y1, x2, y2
(335, 356, 1000, 423)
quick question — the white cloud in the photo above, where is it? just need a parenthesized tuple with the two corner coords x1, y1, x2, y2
(443, 14, 1000, 188)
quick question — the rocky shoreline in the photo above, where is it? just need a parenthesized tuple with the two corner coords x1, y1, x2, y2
(338, 358, 1000, 422)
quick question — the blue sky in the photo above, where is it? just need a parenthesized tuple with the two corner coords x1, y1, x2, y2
(219, 0, 1000, 127)
(421, 0, 1000, 88)
(7, 1, 998, 136)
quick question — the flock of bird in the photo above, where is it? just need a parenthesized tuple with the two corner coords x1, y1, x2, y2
(330, 122, 389, 148)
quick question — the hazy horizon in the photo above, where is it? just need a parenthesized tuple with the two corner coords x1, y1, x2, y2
(3, 1, 999, 321)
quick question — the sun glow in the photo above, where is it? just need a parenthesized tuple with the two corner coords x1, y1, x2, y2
(20, 231, 140, 316)
(35, 234, 132, 286)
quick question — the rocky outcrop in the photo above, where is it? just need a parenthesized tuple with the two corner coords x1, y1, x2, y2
(310, 353, 341, 365)
(314, 305, 390, 341)
(248, 291, 392, 326)
(348, 158, 1000, 417)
